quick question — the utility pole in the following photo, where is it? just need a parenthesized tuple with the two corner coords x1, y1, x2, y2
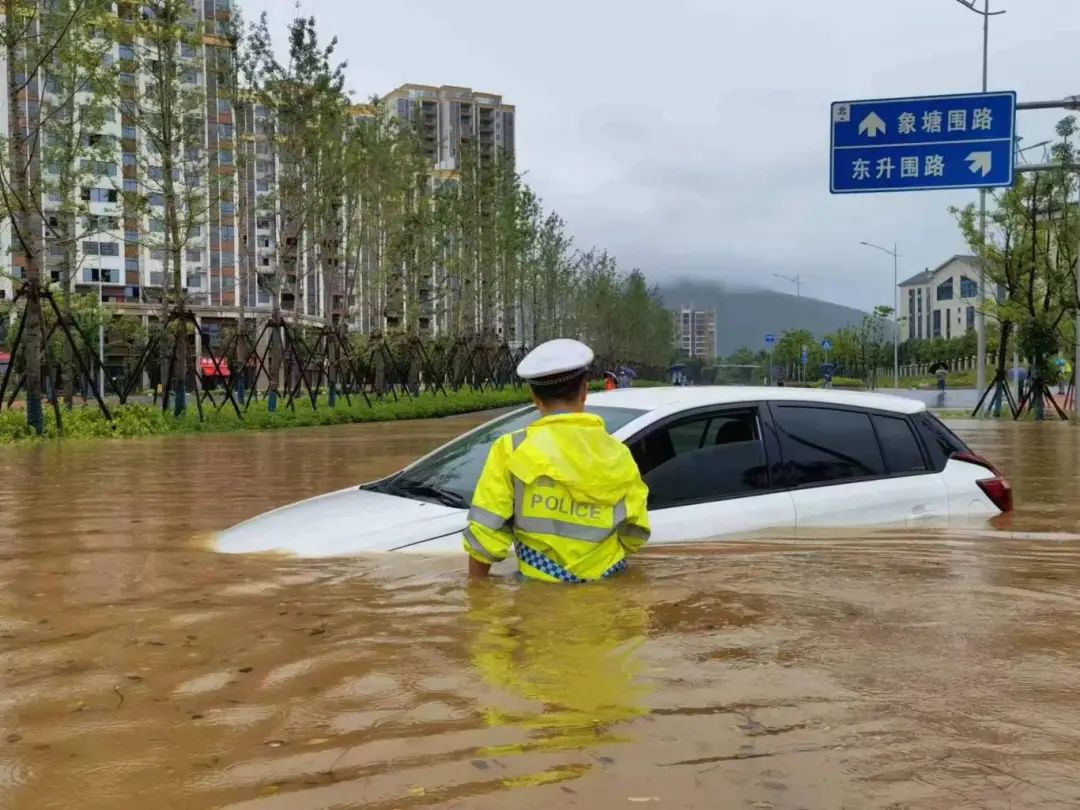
(773, 273, 801, 297)
(859, 241, 900, 390)
(953, 0, 1006, 401)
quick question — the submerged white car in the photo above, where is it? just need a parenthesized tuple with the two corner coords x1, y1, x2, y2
(216, 386, 1012, 558)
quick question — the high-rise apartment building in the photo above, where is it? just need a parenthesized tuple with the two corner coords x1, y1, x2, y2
(0, 4, 514, 338)
(382, 84, 516, 170)
(674, 305, 717, 362)
(1, 0, 238, 316)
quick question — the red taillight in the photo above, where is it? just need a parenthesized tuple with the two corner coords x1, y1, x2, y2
(951, 451, 1013, 512)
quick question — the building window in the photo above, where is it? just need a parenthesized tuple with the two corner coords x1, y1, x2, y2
(125, 230, 138, 244)
(256, 179, 269, 192)
(966, 306, 975, 331)
(936, 278, 953, 301)
(218, 98, 231, 114)
(932, 310, 941, 338)
(122, 152, 137, 166)
(218, 150, 233, 164)
(82, 240, 119, 257)
(125, 258, 139, 271)
(147, 192, 165, 207)
(119, 44, 135, 61)
(81, 159, 117, 176)
(81, 187, 118, 203)
(218, 124, 233, 139)
(221, 201, 235, 215)
(181, 43, 196, 58)
(960, 276, 978, 298)
(186, 248, 201, 262)
(220, 225, 234, 241)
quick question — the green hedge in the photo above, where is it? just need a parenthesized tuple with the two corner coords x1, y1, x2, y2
(0, 381, 674, 445)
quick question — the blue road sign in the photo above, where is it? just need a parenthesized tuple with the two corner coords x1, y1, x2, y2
(830, 91, 1015, 194)
(765, 334, 776, 347)
(821, 339, 833, 351)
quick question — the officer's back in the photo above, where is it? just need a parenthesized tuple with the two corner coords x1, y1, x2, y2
(464, 339, 651, 583)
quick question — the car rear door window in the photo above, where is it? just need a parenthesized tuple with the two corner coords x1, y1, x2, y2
(773, 406, 885, 487)
(871, 414, 927, 474)
(630, 408, 770, 507)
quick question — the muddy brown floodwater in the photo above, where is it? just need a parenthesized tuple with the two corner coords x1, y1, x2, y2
(2, 416, 1080, 809)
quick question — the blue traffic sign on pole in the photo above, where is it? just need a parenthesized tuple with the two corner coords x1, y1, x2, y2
(765, 334, 776, 346)
(830, 91, 1016, 194)
(821, 339, 833, 351)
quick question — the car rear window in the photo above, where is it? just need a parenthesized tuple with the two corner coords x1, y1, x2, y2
(913, 412, 970, 472)
(871, 414, 928, 474)
(772, 405, 885, 487)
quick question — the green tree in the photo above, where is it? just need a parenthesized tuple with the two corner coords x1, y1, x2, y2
(247, 10, 346, 408)
(117, 0, 217, 415)
(0, 0, 123, 432)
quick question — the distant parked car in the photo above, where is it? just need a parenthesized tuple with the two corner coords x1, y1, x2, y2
(217, 386, 1011, 559)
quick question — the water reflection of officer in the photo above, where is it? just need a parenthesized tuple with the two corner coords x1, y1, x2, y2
(465, 580, 651, 757)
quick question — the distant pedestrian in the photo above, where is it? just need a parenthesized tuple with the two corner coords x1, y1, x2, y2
(936, 367, 947, 392)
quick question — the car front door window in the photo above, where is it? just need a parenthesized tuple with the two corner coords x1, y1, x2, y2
(631, 409, 771, 508)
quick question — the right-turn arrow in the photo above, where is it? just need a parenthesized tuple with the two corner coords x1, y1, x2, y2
(966, 151, 993, 177)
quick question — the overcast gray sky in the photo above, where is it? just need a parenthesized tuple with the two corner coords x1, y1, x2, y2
(240, 0, 1079, 312)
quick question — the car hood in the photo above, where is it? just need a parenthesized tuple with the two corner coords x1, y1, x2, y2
(215, 487, 468, 557)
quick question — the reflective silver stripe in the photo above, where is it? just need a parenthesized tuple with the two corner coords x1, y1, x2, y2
(515, 516, 615, 543)
(620, 524, 650, 541)
(464, 526, 499, 562)
(514, 476, 526, 514)
(468, 505, 511, 531)
(612, 498, 627, 526)
(511, 430, 527, 450)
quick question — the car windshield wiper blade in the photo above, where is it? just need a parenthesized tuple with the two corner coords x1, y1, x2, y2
(387, 479, 468, 509)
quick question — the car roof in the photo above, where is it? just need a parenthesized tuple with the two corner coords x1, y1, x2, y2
(586, 385, 926, 415)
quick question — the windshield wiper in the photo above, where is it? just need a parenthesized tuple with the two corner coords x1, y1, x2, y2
(385, 478, 468, 509)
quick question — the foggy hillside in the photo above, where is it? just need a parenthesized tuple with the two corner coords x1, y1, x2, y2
(659, 280, 872, 356)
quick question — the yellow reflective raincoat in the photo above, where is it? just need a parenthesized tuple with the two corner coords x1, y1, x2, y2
(464, 412, 650, 582)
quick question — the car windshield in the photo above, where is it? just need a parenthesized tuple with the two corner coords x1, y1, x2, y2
(368, 405, 646, 507)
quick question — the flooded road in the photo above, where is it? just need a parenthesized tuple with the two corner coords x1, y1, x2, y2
(2, 415, 1080, 809)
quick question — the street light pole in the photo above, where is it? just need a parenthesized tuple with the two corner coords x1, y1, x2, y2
(953, 0, 1006, 402)
(773, 273, 800, 297)
(859, 240, 900, 390)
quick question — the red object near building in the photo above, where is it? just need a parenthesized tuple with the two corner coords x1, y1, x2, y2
(199, 356, 230, 377)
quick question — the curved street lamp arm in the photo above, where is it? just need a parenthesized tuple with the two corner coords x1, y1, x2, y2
(951, 0, 1006, 16)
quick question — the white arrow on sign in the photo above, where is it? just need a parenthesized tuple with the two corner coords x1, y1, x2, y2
(966, 151, 993, 176)
(858, 112, 886, 138)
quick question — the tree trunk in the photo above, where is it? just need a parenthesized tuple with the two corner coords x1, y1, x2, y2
(7, 5, 44, 433)
(61, 219, 75, 408)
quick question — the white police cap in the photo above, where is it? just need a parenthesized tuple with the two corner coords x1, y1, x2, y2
(516, 339, 594, 383)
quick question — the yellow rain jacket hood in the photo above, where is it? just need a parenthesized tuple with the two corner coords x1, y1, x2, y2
(465, 412, 651, 583)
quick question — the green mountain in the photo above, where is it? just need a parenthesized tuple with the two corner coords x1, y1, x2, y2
(659, 280, 871, 357)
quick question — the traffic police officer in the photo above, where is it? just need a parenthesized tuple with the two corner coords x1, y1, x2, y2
(464, 339, 651, 582)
